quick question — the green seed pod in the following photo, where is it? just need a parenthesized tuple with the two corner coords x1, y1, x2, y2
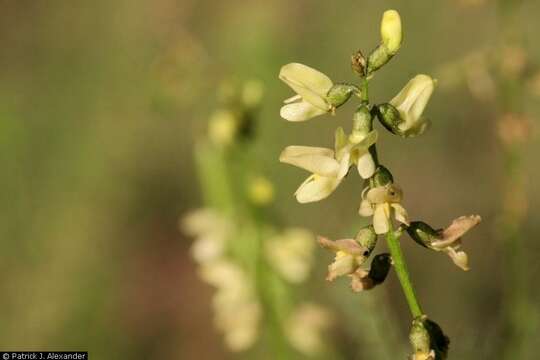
(368, 253, 392, 285)
(375, 103, 405, 136)
(355, 225, 377, 256)
(424, 318, 449, 359)
(326, 83, 357, 108)
(406, 221, 440, 248)
(369, 165, 394, 188)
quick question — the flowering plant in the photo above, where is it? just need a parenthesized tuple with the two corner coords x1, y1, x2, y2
(279, 10, 481, 359)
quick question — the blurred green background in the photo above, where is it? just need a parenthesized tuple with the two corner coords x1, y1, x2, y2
(1, 0, 539, 358)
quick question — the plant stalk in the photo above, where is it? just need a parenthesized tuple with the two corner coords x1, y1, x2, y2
(385, 226, 423, 318)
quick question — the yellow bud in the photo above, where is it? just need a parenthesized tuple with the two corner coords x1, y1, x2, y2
(248, 176, 275, 205)
(381, 10, 402, 55)
(208, 110, 237, 146)
(242, 80, 264, 108)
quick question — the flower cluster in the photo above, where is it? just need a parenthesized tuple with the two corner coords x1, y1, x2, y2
(182, 209, 262, 351)
(278, 9, 481, 358)
(184, 80, 334, 355)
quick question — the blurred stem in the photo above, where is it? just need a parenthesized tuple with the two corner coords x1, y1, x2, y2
(194, 143, 236, 213)
(196, 140, 296, 358)
(385, 225, 423, 318)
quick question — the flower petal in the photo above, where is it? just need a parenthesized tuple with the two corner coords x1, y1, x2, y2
(356, 152, 376, 179)
(391, 203, 409, 226)
(373, 203, 391, 234)
(366, 184, 403, 204)
(336, 151, 351, 180)
(334, 126, 348, 154)
(280, 101, 327, 122)
(317, 236, 366, 256)
(445, 246, 469, 271)
(436, 215, 482, 248)
(349, 130, 378, 151)
(350, 269, 373, 292)
(284, 94, 302, 104)
(279, 63, 333, 110)
(400, 117, 431, 137)
(295, 175, 340, 203)
(280, 146, 339, 176)
(358, 199, 374, 216)
(327, 252, 356, 281)
(279, 63, 333, 98)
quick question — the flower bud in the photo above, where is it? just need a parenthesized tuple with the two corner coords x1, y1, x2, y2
(381, 10, 402, 55)
(369, 166, 394, 188)
(367, 45, 392, 74)
(355, 225, 377, 256)
(208, 109, 238, 146)
(326, 83, 357, 108)
(352, 105, 373, 136)
(366, 10, 402, 74)
(241, 80, 264, 108)
(248, 176, 275, 206)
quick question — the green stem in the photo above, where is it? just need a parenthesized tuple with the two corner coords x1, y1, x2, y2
(360, 77, 423, 319)
(385, 226, 423, 318)
(360, 77, 369, 103)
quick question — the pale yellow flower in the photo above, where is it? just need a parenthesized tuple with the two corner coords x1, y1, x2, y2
(430, 215, 481, 271)
(279, 63, 333, 121)
(280, 129, 377, 203)
(181, 208, 231, 264)
(336, 127, 378, 179)
(390, 74, 436, 137)
(200, 260, 261, 352)
(318, 226, 376, 281)
(286, 303, 333, 355)
(265, 228, 315, 283)
(407, 215, 481, 271)
(359, 184, 409, 234)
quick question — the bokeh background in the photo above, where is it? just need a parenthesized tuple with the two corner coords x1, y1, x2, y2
(1, 0, 539, 359)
